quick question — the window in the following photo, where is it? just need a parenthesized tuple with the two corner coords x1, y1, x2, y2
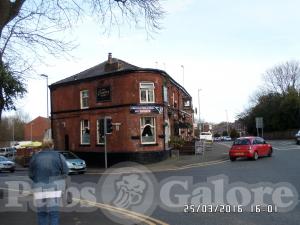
(140, 117, 156, 144)
(80, 120, 90, 144)
(140, 82, 155, 103)
(80, 90, 89, 109)
(97, 119, 105, 145)
(184, 99, 191, 107)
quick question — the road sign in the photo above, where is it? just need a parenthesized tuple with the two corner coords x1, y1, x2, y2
(255, 117, 263, 128)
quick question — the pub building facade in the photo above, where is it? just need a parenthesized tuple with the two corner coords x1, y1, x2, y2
(49, 53, 194, 164)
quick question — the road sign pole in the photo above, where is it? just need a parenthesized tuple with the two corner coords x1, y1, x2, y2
(104, 135, 107, 169)
(104, 117, 108, 169)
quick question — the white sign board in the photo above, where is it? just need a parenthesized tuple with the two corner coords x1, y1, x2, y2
(255, 117, 263, 129)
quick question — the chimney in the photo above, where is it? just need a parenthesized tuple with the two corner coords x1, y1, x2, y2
(108, 52, 112, 64)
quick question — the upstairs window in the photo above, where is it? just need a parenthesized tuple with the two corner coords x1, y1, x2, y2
(140, 117, 156, 144)
(80, 120, 90, 145)
(184, 99, 191, 107)
(80, 90, 89, 109)
(140, 82, 155, 103)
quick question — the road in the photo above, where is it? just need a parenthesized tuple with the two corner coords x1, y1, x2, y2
(0, 140, 300, 225)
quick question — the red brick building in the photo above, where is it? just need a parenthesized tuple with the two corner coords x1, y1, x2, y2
(24, 116, 51, 141)
(49, 54, 194, 164)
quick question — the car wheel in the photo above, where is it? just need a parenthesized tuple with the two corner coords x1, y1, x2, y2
(10, 169, 15, 173)
(230, 157, 236, 161)
(267, 148, 273, 157)
(253, 152, 259, 161)
(297, 140, 300, 145)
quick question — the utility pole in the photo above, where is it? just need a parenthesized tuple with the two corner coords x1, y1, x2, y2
(40, 74, 49, 118)
(181, 65, 185, 87)
(198, 89, 202, 136)
(226, 110, 229, 135)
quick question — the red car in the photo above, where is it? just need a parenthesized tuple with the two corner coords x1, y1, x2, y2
(229, 137, 273, 161)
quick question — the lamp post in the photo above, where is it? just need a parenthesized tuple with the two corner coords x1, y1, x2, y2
(40, 74, 49, 118)
(198, 89, 202, 136)
(31, 123, 34, 141)
(181, 65, 184, 87)
(226, 109, 229, 135)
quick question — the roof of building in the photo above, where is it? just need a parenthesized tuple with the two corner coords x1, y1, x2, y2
(51, 57, 140, 87)
(50, 54, 191, 98)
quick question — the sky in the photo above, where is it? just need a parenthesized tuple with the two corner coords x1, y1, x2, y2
(5, 0, 300, 123)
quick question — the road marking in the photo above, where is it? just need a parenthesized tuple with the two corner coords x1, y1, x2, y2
(85, 158, 230, 175)
(77, 198, 169, 225)
(273, 147, 300, 151)
(0, 187, 169, 225)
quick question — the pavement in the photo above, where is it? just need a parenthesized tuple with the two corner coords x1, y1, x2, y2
(87, 142, 231, 173)
(14, 142, 231, 173)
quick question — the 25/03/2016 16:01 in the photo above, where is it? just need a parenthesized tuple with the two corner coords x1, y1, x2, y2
(183, 204, 278, 213)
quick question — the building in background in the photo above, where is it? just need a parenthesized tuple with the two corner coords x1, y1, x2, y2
(49, 53, 194, 164)
(24, 116, 51, 141)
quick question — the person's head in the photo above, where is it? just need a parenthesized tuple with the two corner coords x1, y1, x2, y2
(42, 139, 54, 150)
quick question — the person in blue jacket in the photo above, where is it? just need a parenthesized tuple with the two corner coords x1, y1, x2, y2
(29, 139, 69, 225)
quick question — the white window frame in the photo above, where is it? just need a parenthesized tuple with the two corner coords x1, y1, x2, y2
(140, 117, 156, 144)
(139, 82, 155, 103)
(97, 119, 105, 145)
(80, 120, 90, 145)
(80, 90, 89, 109)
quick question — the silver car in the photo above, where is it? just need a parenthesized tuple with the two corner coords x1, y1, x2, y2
(58, 151, 86, 174)
(0, 156, 15, 172)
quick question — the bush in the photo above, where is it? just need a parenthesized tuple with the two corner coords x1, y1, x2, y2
(169, 136, 185, 149)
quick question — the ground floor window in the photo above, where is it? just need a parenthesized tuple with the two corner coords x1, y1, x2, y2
(80, 120, 90, 144)
(140, 117, 156, 144)
(97, 119, 105, 145)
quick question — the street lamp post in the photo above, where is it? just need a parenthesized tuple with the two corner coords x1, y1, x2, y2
(226, 110, 229, 135)
(198, 89, 202, 136)
(31, 123, 34, 141)
(40, 74, 49, 118)
(181, 65, 184, 87)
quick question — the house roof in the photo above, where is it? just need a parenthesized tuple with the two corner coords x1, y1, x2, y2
(51, 58, 140, 87)
(50, 55, 192, 98)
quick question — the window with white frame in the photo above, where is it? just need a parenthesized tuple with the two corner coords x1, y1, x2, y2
(140, 117, 156, 144)
(140, 82, 155, 103)
(80, 90, 89, 109)
(80, 120, 90, 144)
(97, 119, 105, 145)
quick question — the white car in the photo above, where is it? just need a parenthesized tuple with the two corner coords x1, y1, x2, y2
(0, 156, 15, 172)
(222, 136, 232, 141)
(200, 132, 213, 142)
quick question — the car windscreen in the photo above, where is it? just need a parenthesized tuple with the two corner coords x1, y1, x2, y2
(233, 139, 251, 145)
(60, 152, 78, 159)
(0, 156, 8, 161)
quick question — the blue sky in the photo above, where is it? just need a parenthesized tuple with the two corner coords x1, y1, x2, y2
(7, 0, 300, 123)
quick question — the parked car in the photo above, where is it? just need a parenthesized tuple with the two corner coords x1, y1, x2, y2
(200, 132, 213, 142)
(0, 156, 16, 172)
(295, 130, 300, 144)
(222, 136, 232, 141)
(229, 137, 273, 161)
(58, 151, 86, 174)
(0, 147, 16, 158)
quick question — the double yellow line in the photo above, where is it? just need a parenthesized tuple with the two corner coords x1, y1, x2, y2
(77, 198, 168, 225)
(0, 187, 168, 225)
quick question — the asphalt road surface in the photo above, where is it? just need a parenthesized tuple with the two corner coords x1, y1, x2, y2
(0, 140, 299, 225)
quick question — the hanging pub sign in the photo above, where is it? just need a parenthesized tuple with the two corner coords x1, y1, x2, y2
(130, 105, 163, 114)
(97, 86, 111, 102)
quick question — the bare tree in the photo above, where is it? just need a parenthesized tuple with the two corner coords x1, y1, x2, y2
(0, 0, 165, 120)
(263, 60, 300, 94)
